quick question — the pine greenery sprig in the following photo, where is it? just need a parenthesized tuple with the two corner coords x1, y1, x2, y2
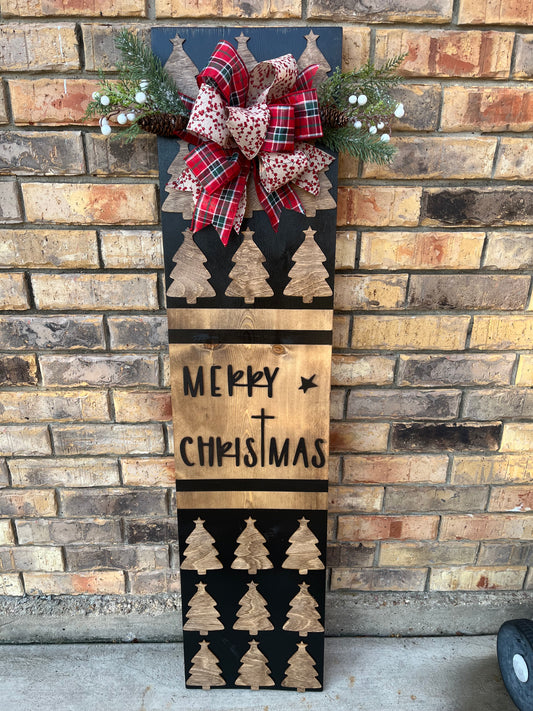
(321, 126, 396, 165)
(318, 56, 406, 162)
(83, 29, 189, 142)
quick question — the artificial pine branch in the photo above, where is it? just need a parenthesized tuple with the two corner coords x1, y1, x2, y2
(322, 126, 396, 164)
(114, 29, 187, 116)
(83, 30, 189, 141)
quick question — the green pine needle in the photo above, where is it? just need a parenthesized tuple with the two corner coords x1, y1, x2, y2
(321, 126, 396, 164)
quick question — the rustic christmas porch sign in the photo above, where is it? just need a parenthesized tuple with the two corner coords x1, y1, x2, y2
(153, 26, 342, 692)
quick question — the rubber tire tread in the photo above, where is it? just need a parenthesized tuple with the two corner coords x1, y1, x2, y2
(497, 618, 533, 711)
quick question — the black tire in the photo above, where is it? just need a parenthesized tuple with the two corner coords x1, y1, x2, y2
(498, 618, 533, 711)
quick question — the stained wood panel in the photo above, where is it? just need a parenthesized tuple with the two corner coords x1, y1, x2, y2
(153, 25, 341, 693)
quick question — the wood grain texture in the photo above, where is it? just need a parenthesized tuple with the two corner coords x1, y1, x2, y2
(282, 517, 324, 574)
(180, 517, 223, 575)
(283, 581, 324, 636)
(176, 490, 328, 509)
(281, 642, 321, 692)
(166, 230, 216, 302)
(164, 34, 200, 100)
(235, 640, 275, 690)
(187, 640, 225, 690)
(233, 581, 274, 634)
(231, 517, 273, 574)
(284, 227, 332, 303)
(297, 30, 331, 87)
(167, 308, 333, 331)
(225, 229, 273, 303)
(161, 144, 194, 219)
(183, 581, 224, 635)
(170, 342, 331, 480)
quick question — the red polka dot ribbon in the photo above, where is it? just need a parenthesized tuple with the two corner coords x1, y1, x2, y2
(169, 40, 334, 245)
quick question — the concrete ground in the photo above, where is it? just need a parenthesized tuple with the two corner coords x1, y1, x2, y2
(0, 636, 517, 711)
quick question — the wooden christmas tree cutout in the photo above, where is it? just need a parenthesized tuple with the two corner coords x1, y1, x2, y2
(166, 230, 216, 303)
(187, 640, 225, 689)
(162, 144, 194, 219)
(294, 169, 337, 216)
(181, 517, 223, 575)
(233, 581, 274, 635)
(184, 582, 224, 635)
(297, 30, 331, 88)
(225, 229, 273, 303)
(235, 640, 275, 690)
(235, 32, 258, 72)
(283, 227, 332, 303)
(283, 582, 324, 636)
(231, 516, 273, 574)
(282, 517, 324, 575)
(281, 642, 321, 692)
(164, 34, 199, 100)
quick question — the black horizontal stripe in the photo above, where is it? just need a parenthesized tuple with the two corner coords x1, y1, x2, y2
(175, 479, 328, 492)
(168, 329, 332, 345)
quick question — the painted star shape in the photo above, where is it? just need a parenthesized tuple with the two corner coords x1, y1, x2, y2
(299, 374, 318, 393)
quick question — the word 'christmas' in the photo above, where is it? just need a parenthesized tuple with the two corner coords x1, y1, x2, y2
(178, 409, 326, 469)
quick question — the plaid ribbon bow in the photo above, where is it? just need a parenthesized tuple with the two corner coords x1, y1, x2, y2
(170, 40, 334, 245)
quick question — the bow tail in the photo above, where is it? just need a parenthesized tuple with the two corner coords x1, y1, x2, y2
(253, 163, 304, 232)
(190, 164, 251, 246)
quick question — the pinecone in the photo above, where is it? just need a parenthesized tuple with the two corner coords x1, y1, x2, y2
(320, 105, 349, 129)
(137, 112, 188, 137)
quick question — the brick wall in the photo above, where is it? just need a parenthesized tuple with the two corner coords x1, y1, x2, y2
(1, 0, 532, 600)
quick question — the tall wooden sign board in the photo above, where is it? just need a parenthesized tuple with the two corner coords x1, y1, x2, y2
(153, 26, 341, 692)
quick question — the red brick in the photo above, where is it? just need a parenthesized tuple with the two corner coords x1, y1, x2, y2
(52, 424, 165, 455)
(113, 391, 172, 423)
(331, 355, 395, 387)
(22, 182, 158, 225)
(489, 486, 533, 512)
(440, 514, 533, 540)
(363, 137, 496, 180)
(156, 0, 299, 17)
(0, 23, 79, 71)
(2, 0, 147, 17)
(0, 390, 109, 423)
(0, 426, 51, 456)
(9, 79, 98, 125)
(513, 36, 533, 80)
(338, 515, 439, 542)
(0, 489, 56, 516)
(343, 455, 448, 484)
(331, 568, 427, 592)
(329, 423, 389, 453)
(375, 29, 513, 78)
(308, 0, 452, 23)
(0, 229, 98, 268)
(9, 458, 119, 487)
(129, 570, 180, 594)
(23, 571, 125, 595)
(359, 231, 484, 270)
(99, 230, 163, 268)
(337, 187, 421, 227)
(0, 181, 22, 224)
(40, 355, 159, 387)
(458, 0, 533, 25)
(328, 485, 384, 513)
(0, 274, 30, 310)
(430, 566, 526, 591)
(452, 455, 533, 484)
(334, 274, 408, 311)
(441, 87, 533, 132)
(32, 274, 158, 311)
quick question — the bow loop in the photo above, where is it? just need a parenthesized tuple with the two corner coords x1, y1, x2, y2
(197, 40, 248, 107)
(247, 54, 298, 106)
(173, 41, 330, 244)
(227, 104, 270, 160)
